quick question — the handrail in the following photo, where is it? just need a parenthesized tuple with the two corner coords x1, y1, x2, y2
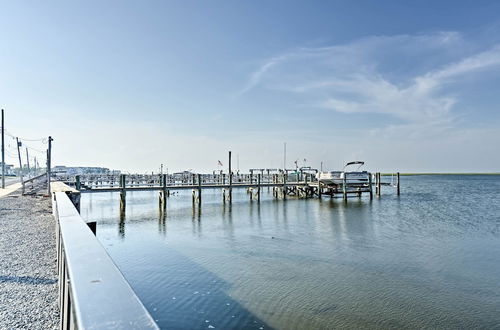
(22, 172, 47, 184)
(53, 191, 158, 329)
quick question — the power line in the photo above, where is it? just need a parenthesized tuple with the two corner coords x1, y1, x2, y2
(25, 145, 46, 154)
(2, 129, 47, 143)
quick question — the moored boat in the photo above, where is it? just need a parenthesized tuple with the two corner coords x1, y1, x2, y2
(316, 161, 370, 186)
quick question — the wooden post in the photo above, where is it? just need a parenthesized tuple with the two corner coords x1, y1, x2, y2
(272, 174, 276, 198)
(257, 173, 261, 203)
(159, 174, 167, 211)
(397, 172, 400, 196)
(283, 171, 287, 200)
(75, 175, 81, 191)
(228, 151, 232, 204)
(377, 173, 381, 197)
(342, 174, 347, 201)
(197, 174, 202, 208)
(368, 173, 373, 200)
(318, 180, 322, 199)
(266, 169, 270, 192)
(120, 174, 126, 210)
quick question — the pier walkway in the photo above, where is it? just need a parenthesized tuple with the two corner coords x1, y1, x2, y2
(0, 187, 59, 329)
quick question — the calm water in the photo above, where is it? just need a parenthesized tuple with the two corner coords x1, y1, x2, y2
(81, 175, 500, 329)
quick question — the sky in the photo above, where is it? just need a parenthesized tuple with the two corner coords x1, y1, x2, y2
(1, 0, 500, 173)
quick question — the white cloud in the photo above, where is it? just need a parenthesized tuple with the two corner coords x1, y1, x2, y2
(240, 32, 500, 125)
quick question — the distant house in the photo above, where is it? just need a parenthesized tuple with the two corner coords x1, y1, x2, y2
(172, 170, 197, 176)
(0, 162, 15, 176)
(172, 170, 197, 183)
(53, 166, 120, 176)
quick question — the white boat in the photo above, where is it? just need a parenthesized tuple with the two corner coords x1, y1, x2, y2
(316, 161, 370, 186)
(316, 170, 342, 185)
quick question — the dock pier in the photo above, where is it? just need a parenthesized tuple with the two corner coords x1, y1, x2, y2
(59, 169, 400, 214)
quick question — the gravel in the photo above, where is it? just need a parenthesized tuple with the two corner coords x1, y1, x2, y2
(0, 190, 59, 329)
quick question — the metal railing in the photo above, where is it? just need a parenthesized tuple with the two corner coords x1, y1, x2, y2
(52, 190, 159, 329)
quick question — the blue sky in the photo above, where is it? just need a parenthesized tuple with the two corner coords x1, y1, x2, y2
(1, 0, 500, 172)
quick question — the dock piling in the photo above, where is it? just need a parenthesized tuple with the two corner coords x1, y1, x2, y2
(159, 174, 167, 212)
(377, 173, 381, 197)
(75, 175, 81, 191)
(397, 172, 400, 196)
(228, 151, 232, 205)
(198, 174, 202, 208)
(369, 173, 373, 200)
(257, 173, 261, 202)
(119, 174, 126, 210)
(283, 171, 287, 200)
(342, 174, 347, 201)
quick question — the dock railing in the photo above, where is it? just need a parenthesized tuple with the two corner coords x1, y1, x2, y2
(52, 183, 158, 329)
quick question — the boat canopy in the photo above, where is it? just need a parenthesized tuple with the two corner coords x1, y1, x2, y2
(343, 161, 365, 171)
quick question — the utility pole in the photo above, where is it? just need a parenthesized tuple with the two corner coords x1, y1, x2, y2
(16, 137, 24, 194)
(47, 136, 53, 195)
(25, 148, 30, 178)
(1, 109, 4, 189)
(34, 156, 37, 175)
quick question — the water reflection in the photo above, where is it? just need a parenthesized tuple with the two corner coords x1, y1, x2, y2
(158, 211, 166, 237)
(118, 208, 126, 239)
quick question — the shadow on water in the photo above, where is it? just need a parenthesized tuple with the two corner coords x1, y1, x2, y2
(126, 245, 274, 330)
(0, 275, 57, 285)
(108, 205, 273, 330)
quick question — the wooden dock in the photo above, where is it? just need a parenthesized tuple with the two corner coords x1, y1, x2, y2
(57, 170, 400, 212)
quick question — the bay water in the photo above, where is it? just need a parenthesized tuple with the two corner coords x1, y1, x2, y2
(81, 175, 500, 329)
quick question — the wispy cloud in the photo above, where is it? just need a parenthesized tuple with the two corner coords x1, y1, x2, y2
(236, 55, 287, 96)
(239, 32, 500, 126)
